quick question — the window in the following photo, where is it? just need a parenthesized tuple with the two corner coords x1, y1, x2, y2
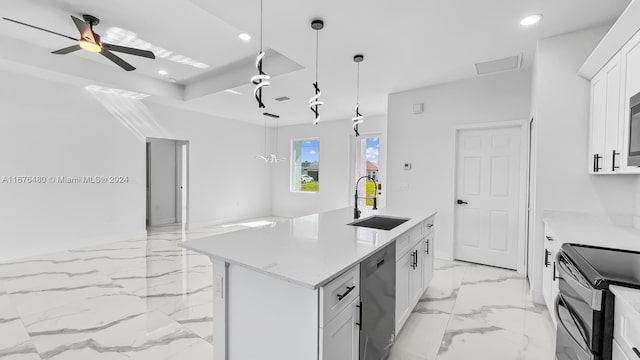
(292, 139, 320, 192)
(352, 136, 381, 207)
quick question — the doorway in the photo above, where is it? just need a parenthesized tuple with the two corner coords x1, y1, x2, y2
(146, 138, 189, 227)
(453, 122, 527, 271)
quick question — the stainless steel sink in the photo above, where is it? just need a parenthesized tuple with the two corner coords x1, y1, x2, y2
(348, 215, 410, 231)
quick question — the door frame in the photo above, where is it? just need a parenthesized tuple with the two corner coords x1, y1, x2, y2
(449, 120, 529, 274)
(175, 140, 190, 225)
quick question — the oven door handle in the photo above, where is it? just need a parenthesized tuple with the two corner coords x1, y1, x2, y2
(555, 295, 592, 356)
(557, 254, 602, 311)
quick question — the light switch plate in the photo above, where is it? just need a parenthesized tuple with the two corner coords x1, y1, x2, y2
(403, 163, 412, 170)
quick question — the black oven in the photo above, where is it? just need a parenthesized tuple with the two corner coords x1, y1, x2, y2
(555, 248, 614, 360)
(629, 92, 640, 166)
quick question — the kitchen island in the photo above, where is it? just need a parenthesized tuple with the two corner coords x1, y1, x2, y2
(181, 206, 437, 360)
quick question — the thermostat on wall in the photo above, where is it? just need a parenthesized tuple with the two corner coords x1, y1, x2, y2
(403, 163, 412, 170)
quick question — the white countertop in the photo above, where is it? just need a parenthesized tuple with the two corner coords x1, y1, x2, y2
(543, 211, 640, 251)
(180, 207, 436, 289)
(611, 285, 640, 317)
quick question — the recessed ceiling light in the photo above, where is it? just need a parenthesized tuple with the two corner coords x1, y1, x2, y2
(158, 69, 168, 76)
(520, 14, 543, 27)
(238, 33, 252, 41)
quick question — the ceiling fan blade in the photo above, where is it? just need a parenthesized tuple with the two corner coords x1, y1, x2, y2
(51, 44, 82, 55)
(100, 49, 135, 71)
(103, 43, 155, 59)
(2, 17, 78, 41)
(70, 15, 95, 42)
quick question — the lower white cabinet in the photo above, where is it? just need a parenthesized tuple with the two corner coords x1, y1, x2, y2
(319, 296, 360, 360)
(613, 292, 640, 360)
(541, 224, 560, 326)
(423, 232, 434, 288)
(396, 238, 428, 332)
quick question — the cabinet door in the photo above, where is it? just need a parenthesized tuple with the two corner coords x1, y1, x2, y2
(603, 55, 622, 173)
(320, 297, 359, 360)
(395, 251, 411, 332)
(422, 233, 434, 289)
(541, 245, 554, 310)
(590, 71, 607, 173)
(619, 30, 640, 174)
(409, 242, 424, 305)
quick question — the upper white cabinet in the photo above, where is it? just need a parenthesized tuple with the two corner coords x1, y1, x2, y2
(587, 21, 640, 174)
(589, 54, 624, 174)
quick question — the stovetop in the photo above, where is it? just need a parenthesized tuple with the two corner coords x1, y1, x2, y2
(562, 243, 640, 290)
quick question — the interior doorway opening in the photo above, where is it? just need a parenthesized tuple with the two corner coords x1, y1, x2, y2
(146, 138, 189, 227)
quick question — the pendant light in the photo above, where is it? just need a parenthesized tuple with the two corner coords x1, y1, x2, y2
(256, 112, 284, 163)
(309, 19, 324, 125)
(250, 0, 270, 109)
(352, 54, 364, 136)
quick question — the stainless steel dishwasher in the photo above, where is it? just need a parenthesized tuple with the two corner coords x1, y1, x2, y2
(359, 243, 396, 360)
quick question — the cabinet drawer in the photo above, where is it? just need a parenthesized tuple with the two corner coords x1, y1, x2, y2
(395, 225, 423, 260)
(320, 265, 360, 327)
(614, 295, 640, 360)
(424, 216, 435, 234)
(613, 339, 631, 360)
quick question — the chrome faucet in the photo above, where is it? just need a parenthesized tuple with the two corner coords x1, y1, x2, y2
(354, 175, 380, 219)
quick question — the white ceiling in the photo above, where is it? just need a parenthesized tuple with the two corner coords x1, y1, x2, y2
(0, 0, 632, 126)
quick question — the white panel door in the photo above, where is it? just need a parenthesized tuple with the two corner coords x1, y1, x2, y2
(454, 126, 522, 269)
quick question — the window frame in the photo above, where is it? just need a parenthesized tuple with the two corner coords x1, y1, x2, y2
(290, 137, 321, 194)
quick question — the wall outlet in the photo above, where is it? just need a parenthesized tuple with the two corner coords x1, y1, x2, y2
(403, 163, 412, 170)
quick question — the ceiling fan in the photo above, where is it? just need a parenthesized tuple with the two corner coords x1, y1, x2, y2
(2, 14, 155, 71)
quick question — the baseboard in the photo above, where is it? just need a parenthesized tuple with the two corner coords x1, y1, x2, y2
(0, 230, 148, 262)
(150, 218, 177, 226)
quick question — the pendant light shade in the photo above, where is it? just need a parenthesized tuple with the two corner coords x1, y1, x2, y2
(352, 54, 364, 136)
(251, 0, 270, 109)
(309, 19, 324, 125)
(255, 112, 284, 163)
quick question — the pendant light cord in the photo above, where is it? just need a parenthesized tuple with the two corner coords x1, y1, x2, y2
(356, 62, 360, 103)
(260, 0, 263, 51)
(315, 30, 319, 82)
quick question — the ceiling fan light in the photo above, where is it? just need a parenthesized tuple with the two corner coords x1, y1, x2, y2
(79, 40, 101, 53)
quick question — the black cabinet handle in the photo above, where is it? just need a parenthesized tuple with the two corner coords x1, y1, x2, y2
(553, 262, 558, 282)
(593, 154, 602, 172)
(632, 347, 639, 358)
(425, 240, 429, 255)
(337, 286, 355, 301)
(427, 224, 434, 228)
(457, 200, 468, 205)
(415, 250, 419, 268)
(612, 150, 620, 171)
(544, 250, 551, 268)
(545, 236, 554, 241)
(356, 302, 362, 330)
(410, 251, 416, 270)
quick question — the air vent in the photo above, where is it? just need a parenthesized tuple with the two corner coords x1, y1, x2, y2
(274, 96, 290, 102)
(474, 54, 522, 76)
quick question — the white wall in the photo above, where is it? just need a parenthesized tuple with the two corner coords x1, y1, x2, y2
(529, 26, 640, 301)
(386, 70, 533, 260)
(148, 138, 177, 225)
(271, 116, 386, 217)
(0, 69, 272, 260)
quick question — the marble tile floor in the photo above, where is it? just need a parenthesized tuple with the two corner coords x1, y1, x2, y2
(391, 259, 556, 360)
(0, 217, 283, 360)
(0, 219, 556, 360)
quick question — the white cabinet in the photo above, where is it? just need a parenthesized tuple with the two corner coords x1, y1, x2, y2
(589, 54, 623, 174)
(613, 291, 640, 360)
(619, 29, 640, 174)
(319, 296, 360, 360)
(423, 232, 434, 288)
(587, 27, 640, 175)
(396, 237, 427, 333)
(541, 224, 560, 326)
